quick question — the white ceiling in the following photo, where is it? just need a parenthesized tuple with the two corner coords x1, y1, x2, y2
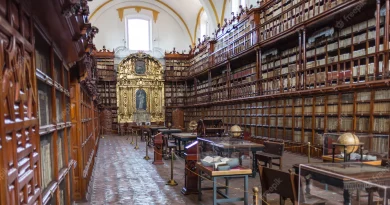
(88, 0, 209, 35)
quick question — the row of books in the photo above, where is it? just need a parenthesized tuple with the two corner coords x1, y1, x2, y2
(41, 135, 53, 191)
(260, 0, 343, 40)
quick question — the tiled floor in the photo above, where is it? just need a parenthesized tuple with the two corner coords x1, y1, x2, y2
(79, 135, 322, 205)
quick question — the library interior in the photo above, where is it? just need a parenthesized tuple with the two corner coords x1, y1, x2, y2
(2, 0, 390, 204)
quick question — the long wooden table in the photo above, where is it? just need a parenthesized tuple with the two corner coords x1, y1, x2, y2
(294, 163, 390, 205)
(172, 133, 197, 157)
(150, 126, 166, 135)
(198, 137, 264, 177)
(196, 162, 251, 205)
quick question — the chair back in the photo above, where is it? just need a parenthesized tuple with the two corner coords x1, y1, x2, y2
(258, 166, 297, 202)
(263, 141, 284, 156)
(381, 159, 389, 166)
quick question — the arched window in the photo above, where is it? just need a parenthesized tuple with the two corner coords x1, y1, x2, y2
(232, 0, 246, 14)
(200, 12, 209, 38)
(126, 18, 151, 51)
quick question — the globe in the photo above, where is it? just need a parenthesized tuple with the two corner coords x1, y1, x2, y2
(336, 133, 360, 154)
(230, 125, 242, 138)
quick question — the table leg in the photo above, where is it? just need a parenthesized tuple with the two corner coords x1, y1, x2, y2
(182, 140, 187, 157)
(305, 177, 311, 195)
(213, 177, 217, 205)
(343, 189, 351, 205)
(225, 177, 229, 196)
(252, 151, 257, 178)
(198, 170, 202, 201)
(178, 139, 182, 156)
(244, 175, 248, 205)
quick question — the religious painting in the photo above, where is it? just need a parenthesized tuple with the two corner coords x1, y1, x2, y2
(135, 60, 146, 74)
(136, 89, 147, 110)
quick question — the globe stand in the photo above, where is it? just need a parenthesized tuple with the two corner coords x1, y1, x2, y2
(144, 139, 150, 160)
(134, 135, 139, 150)
(130, 135, 135, 145)
(166, 147, 178, 186)
(331, 143, 364, 163)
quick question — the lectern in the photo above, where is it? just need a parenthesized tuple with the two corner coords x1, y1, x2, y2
(181, 141, 199, 195)
(153, 133, 164, 165)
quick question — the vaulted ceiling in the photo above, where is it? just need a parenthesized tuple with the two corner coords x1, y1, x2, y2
(88, 0, 227, 47)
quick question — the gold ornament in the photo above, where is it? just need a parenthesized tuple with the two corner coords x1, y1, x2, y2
(230, 125, 242, 138)
(117, 52, 165, 123)
(336, 133, 360, 154)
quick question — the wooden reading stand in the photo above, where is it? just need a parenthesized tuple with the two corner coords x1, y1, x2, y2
(153, 133, 164, 165)
(181, 141, 199, 195)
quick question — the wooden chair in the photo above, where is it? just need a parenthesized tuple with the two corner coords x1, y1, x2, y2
(258, 165, 297, 205)
(258, 166, 325, 205)
(256, 141, 284, 170)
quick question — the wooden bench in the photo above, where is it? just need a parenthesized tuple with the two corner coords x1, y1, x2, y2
(256, 141, 284, 170)
(258, 166, 325, 205)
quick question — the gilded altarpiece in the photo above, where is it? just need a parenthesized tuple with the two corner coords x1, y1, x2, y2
(117, 52, 165, 123)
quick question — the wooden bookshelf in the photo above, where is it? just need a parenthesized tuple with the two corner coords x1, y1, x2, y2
(163, 0, 390, 157)
(0, 0, 100, 204)
(164, 51, 190, 125)
(35, 27, 77, 205)
(94, 47, 118, 134)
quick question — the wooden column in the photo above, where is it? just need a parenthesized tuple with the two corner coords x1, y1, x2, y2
(302, 29, 307, 90)
(227, 63, 231, 99)
(208, 71, 212, 102)
(257, 48, 262, 95)
(375, 0, 381, 78)
(385, 0, 390, 78)
(298, 30, 302, 90)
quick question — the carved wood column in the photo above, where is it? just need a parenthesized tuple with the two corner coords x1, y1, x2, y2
(385, 0, 390, 78)
(227, 63, 231, 99)
(256, 48, 262, 95)
(375, 0, 381, 78)
(302, 28, 307, 90)
(298, 30, 302, 90)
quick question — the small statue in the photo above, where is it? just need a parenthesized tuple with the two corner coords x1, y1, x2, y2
(256, 1, 261, 8)
(239, 5, 245, 16)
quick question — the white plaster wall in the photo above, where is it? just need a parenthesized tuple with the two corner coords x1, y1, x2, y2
(222, 0, 259, 21)
(92, 3, 191, 56)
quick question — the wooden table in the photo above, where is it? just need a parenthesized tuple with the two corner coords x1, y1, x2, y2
(196, 162, 251, 205)
(322, 155, 382, 165)
(172, 133, 197, 157)
(158, 129, 182, 140)
(150, 126, 166, 135)
(198, 137, 264, 177)
(141, 126, 166, 146)
(293, 163, 390, 205)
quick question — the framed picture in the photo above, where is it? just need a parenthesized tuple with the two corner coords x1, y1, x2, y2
(135, 60, 146, 74)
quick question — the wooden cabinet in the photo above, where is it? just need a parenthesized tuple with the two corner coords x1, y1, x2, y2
(0, 0, 99, 204)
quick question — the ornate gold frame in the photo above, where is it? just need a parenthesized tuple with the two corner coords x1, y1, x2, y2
(117, 52, 165, 123)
